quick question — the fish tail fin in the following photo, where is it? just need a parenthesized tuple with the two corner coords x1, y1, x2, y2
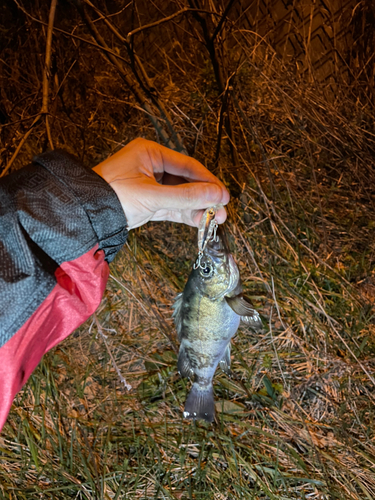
(183, 383, 215, 422)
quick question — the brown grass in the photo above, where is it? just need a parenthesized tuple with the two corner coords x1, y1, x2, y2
(1, 1, 375, 498)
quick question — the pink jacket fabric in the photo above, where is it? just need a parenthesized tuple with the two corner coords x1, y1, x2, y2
(0, 150, 128, 432)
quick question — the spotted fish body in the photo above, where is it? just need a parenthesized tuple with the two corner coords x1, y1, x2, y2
(173, 226, 261, 422)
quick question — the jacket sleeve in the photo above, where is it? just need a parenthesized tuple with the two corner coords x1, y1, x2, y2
(0, 150, 128, 432)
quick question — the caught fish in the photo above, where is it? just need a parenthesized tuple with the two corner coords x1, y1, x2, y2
(173, 224, 262, 422)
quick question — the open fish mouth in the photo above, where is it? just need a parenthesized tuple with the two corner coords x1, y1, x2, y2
(205, 224, 230, 254)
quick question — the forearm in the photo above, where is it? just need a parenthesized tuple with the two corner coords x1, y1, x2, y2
(0, 150, 128, 431)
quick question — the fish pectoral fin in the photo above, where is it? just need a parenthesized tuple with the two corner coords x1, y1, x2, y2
(225, 294, 256, 315)
(241, 313, 262, 330)
(177, 345, 195, 379)
(219, 344, 231, 375)
(184, 383, 215, 422)
(225, 295, 262, 330)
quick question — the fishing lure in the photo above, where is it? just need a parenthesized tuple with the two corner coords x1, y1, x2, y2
(194, 206, 220, 269)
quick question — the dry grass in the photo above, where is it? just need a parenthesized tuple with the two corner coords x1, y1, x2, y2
(1, 1, 375, 498)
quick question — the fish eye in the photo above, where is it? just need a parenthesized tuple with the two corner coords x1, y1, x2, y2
(200, 265, 212, 277)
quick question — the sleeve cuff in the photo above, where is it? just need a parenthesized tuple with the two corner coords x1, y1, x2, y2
(33, 150, 128, 263)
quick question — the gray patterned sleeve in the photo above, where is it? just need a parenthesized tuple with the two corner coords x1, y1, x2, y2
(0, 150, 128, 347)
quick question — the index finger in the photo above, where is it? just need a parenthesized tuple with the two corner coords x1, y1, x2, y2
(150, 141, 229, 193)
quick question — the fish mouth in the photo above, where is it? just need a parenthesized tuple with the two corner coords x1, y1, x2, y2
(205, 225, 230, 254)
(202, 226, 240, 300)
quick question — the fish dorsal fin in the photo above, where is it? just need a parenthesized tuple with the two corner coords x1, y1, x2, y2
(225, 295, 262, 330)
(172, 292, 184, 340)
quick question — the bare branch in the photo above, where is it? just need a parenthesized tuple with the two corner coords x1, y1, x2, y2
(41, 0, 57, 115)
(127, 7, 190, 39)
(77, 2, 178, 151)
(13, 0, 133, 67)
(126, 7, 221, 40)
(211, 0, 237, 43)
(81, 0, 187, 153)
(0, 115, 41, 178)
(189, 0, 239, 167)
(93, 315, 132, 391)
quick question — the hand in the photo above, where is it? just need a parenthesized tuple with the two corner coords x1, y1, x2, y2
(93, 138, 230, 230)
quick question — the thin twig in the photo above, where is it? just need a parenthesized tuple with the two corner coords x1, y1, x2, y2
(126, 7, 222, 39)
(0, 115, 41, 178)
(271, 277, 287, 331)
(211, 0, 237, 43)
(92, 315, 132, 391)
(127, 7, 190, 39)
(1, 0, 58, 171)
(189, 0, 239, 167)
(42, 0, 57, 115)
(13, 0, 133, 66)
(309, 292, 375, 388)
(77, 2, 180, 151)
(269, 305, 288, 388)
(82, 0, 187, 154)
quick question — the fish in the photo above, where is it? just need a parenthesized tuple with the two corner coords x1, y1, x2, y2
(173, 224, 262, 422)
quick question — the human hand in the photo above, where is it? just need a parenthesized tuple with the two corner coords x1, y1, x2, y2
(93, 138, 230, 230)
